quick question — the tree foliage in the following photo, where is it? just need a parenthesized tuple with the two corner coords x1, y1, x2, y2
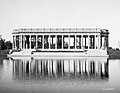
(0, 39, 12, 50)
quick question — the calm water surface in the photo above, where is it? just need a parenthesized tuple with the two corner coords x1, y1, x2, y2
(0, 57, 120, 93)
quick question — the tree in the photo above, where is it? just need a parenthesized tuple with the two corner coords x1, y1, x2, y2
(5, 41, 12, 49)
(0, 39, 5, 50)
(0, 39, 12, 50)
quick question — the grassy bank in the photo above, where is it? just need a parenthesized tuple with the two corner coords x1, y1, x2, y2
(108, 49, 120, 59)
(0, 50, 10, 57)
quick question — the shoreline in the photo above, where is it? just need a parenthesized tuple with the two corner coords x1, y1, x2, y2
(108, 49, 120, 59)
(0, 49, 120, 59)
(0, 50, 10, 57)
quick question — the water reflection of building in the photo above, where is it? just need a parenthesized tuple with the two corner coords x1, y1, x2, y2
(12, 58, 109, 81)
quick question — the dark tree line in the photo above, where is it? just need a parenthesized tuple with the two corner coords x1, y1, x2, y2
(0, 39, 12, 50)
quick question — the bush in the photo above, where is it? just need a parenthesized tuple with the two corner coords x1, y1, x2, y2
(0, 39, 12, 50)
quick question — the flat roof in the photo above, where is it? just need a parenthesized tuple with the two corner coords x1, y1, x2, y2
(12, 28, 108, 34)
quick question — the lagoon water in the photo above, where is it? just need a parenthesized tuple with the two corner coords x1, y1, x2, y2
(0, 57, 120, 93)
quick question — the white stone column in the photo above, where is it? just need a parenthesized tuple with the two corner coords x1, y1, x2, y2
(75, 35, 76, 49)
(25, 35, 26, 49)
(29, 35, 31, 49)
(88, 35, 90, 49)
(94, 35, 96, 49)
(15, 35, 16, 49)
(49, 35, 51, 49)
(18, 35, 20, 49)
(81, 35, 83, 49)
(21, 35, 24, 49)
(55, 35, 57, 49)
(95, 35, 98, 49)
(102, 37, 105, 49)
(19, 35, 20, 49)
(104, 36, 107, 49)
(21, 35, 23, 49)
(102, 37, 103, 48)
(104, 36, 106, 49)
(21, 35, 22, 49)
(106, 35, 109, 49)
(68, 35, 70, 49)
(62, 35, 63, 49)
(79, 36, 81, 49)
(97, 35, 99, 49)
(19, 35, 22, 49)
(13, 36, 15, 49)
(36, 35, 38, 48)
(13, 36, 14, 49)
(42, 35, 44, 49)
(23, 35, 25, 49)
(97, 35, 100, 49)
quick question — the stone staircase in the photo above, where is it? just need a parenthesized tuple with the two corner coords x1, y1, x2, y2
(87, 49, 107, 56)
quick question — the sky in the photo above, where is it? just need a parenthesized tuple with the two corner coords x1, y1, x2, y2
(0, 0, 120, 48)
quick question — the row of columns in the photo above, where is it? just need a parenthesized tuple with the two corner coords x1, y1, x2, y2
(13, 34, 108, 50)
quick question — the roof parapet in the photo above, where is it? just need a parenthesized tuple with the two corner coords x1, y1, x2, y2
(12, 28, 102, 34)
